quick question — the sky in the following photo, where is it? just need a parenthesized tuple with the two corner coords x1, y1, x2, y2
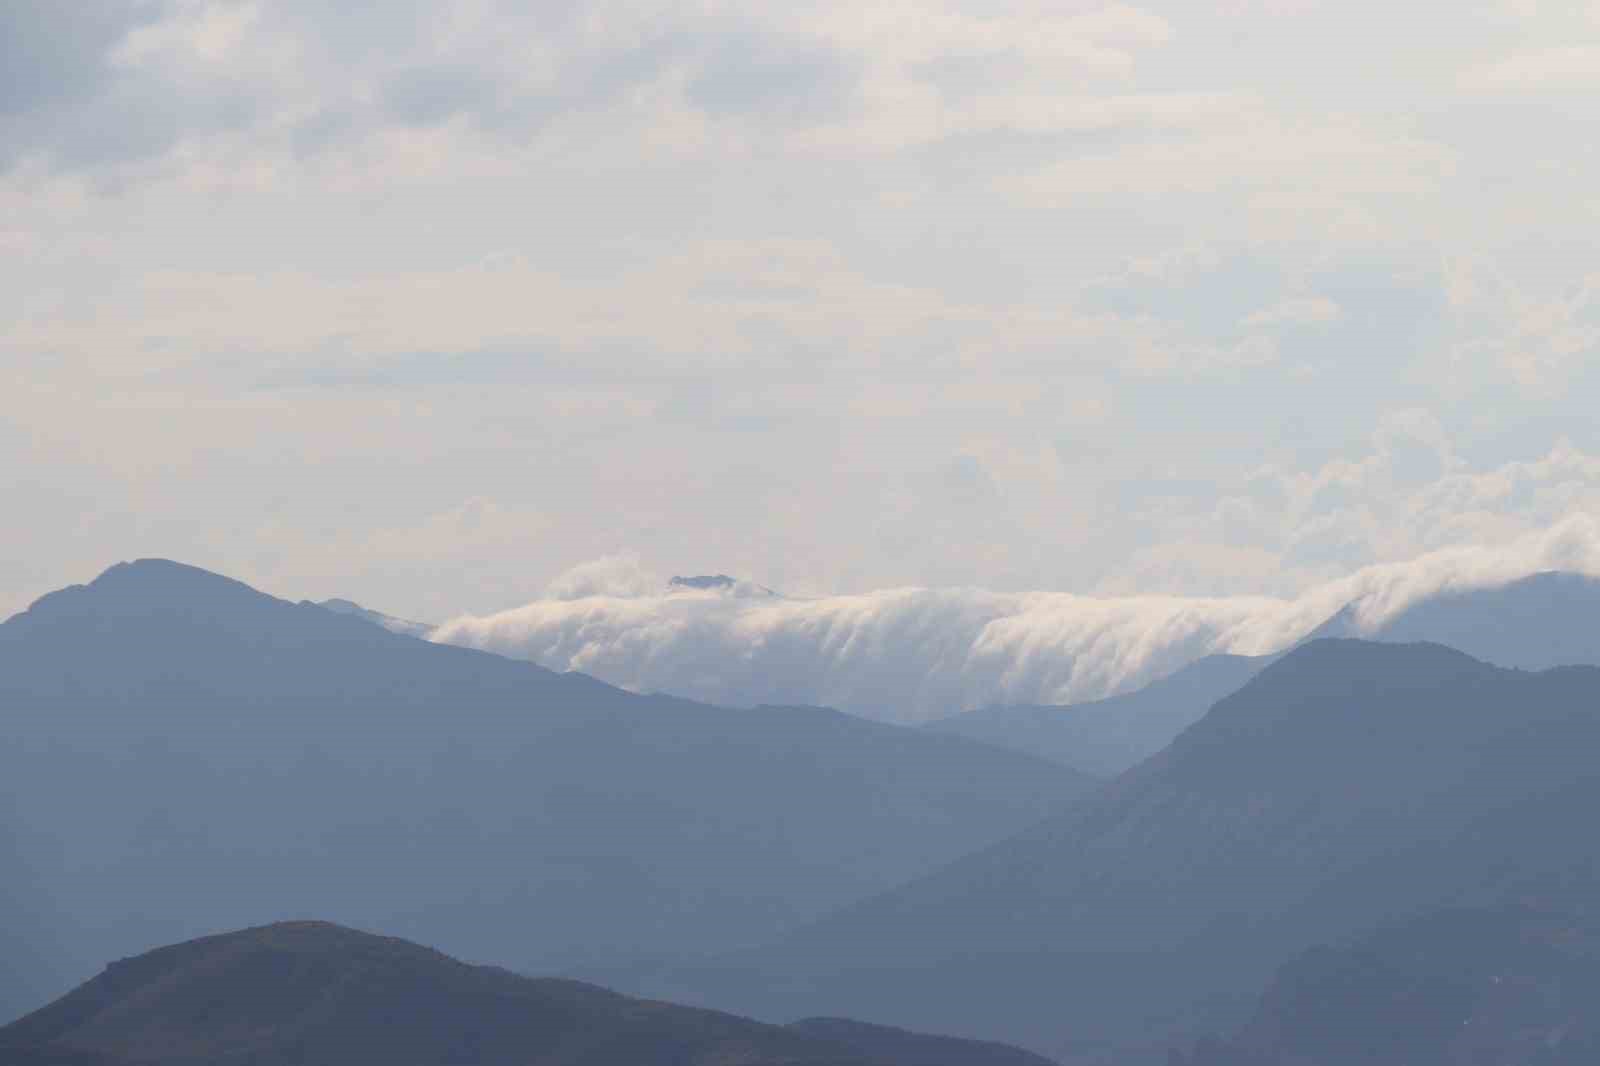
(6, 0, 1600, 627)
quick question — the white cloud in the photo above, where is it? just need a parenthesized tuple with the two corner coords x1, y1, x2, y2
(6, 0, 1600, 630)
(433, 513, 1600, 722)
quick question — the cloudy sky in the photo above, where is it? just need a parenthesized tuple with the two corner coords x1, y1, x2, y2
(6, 0, 1600, 623)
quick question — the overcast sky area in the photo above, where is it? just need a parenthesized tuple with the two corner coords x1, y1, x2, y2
(6, 0, 1600, 625)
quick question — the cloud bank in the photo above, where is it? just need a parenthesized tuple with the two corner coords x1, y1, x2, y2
(431, 516, 1600, 723)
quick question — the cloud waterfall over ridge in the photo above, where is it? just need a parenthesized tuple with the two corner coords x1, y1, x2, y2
(430, 517, 1600, 723)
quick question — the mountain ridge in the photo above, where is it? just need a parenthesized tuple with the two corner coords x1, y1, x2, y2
(0, 921, 1058, 1066)
(656, 638, 1600, 1060)
(923, 652, 1269, 776)
(0, 559, 1092, 1025)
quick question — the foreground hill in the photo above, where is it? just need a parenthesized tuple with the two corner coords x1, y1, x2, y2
(0, 922, 1056, 1066)
(660, 640, 1600, 1061)
(1176, 906, 1600, 1065)
(0, 560, 1091, 1022)
(923, 653, 1267, 776)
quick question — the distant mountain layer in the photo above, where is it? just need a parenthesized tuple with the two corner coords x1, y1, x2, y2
(1320, 569, 1600, 670)
(0, 559, 1092, 1024)
(791, 1017, 1057, 1066)
(1177, 906, 1600, 1065)
(923, 653, 1269, 776)
(658, 640, 1600, 1060)
(317, 597, 435, 638)
(0, 922, 1056, 1066)
(925, 571, 1600, 777)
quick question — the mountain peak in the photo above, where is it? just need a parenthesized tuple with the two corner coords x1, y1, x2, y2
(78, 558, 275, 606)
(670, 573, 739, 590)
(6, 560, 279, 631)
(667, 574, 779, 597)
(1165, 638, 1501, 764)
(1266, 635, 1486, 674)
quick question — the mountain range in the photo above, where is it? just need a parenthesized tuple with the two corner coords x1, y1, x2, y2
(0, 559, 1091, 1023)
(655, 639, 1600, 1061)
(9, 558, 1600, 1063)
(919, 570, 1600, 780)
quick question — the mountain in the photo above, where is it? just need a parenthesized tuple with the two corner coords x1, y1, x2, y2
(0, 560, 1092, 1023)
(316, 597, 434, 638)
(926, 571, 1600, 778)
(657, 640, 1600, 1062)
(667, 574, 781, 597)
(1320, 570, 1600, 670)
(0, 921, 1058, 1066)
(1176, 905, 1600, 1065)
(791, 1018, 1057, 1066)
(922, 653, 1268, 776)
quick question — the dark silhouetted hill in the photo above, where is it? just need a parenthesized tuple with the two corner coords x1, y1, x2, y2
(0, 560, 1091, 1023)
(0, 921, 1057, 1066)
(923, 653, 1268, 776)
(659, 640, 1600, 1062)
(1174, 906, 1600, 1065)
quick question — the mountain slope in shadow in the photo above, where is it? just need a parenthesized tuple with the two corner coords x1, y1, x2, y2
(923, 652, 1268, 776)
(660, 640, 1600, 1061)
(0, 921, 1057, 1066)
(0, 559, 1092, 1023)
(1175, 905, 1600, 1065)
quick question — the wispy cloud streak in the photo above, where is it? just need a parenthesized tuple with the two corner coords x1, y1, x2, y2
(432, 516, 1600, 722)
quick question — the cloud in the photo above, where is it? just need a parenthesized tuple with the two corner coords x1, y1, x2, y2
(431, 514, 1600, 723)
(543, 552, 662, 601)
(5, 0, 1600, 631)
(1467, 45, 1600, 89)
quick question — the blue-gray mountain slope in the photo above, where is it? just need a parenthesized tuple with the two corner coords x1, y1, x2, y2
(662, 640, 1600, 1062)
(923, 652, 1267, 776)
(0, 560, 1092, 1024)
(0, 921, 1058, 1066)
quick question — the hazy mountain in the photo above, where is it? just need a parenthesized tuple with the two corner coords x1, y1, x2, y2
(922, 653, 1268, 776)
(0, 559, 1092, 1023)
(316, 597, 435, 638)
(921, 572, 1600, 777)
(790, 1018, 1057, 1066)
(1318, 570, 1600, 670)
(1176, 906, 1600, 1065)
(659, 640, 1600, 1062)
(668, 574, 779, 596)
(0, 921, 1058, 1066)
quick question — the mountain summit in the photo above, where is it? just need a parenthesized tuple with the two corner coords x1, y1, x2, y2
(0, 921, 1056, 1066)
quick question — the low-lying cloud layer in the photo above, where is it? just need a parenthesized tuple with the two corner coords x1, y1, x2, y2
(432, 516, 1600, 723)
